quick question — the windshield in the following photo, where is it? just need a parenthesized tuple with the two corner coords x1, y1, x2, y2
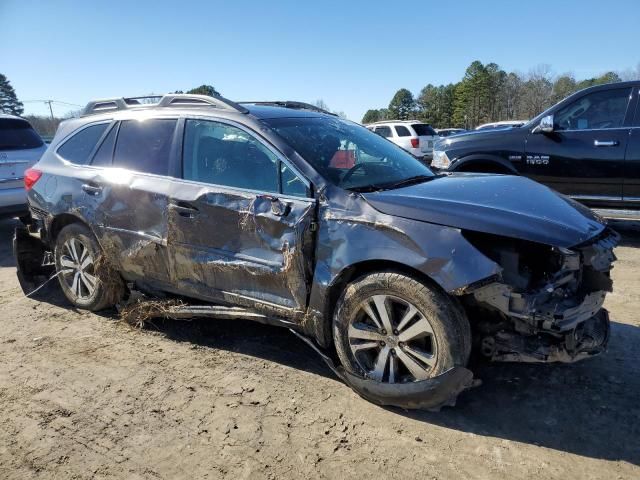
(263, 117, 434, 191)
(0, 118, 44, 151)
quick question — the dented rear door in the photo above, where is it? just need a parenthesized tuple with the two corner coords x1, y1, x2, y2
(167, 118, 316, 312)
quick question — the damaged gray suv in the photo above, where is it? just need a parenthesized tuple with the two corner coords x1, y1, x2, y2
(14, 94, 618, 409)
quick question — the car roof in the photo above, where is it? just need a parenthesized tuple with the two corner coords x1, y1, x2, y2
(0, 113, 28, 121)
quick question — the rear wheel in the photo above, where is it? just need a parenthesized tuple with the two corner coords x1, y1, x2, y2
(54, 223, 123, 311)
(333, 272, 470, 383)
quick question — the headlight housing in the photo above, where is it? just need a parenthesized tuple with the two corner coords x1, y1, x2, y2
(431, 149, 451, 169)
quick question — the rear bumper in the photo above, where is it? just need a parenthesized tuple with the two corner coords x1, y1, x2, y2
(0, 187, 28, 218)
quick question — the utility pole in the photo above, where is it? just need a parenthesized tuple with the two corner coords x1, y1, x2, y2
(45, 100, 54, 120)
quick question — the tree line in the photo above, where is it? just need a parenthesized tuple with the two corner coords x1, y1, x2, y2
(361, 60, 640, 128)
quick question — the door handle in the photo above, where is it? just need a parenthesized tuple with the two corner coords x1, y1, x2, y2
(169, 201, 200, 218)
(258, 194, 291, 217)
(81, 183, 103, 195)
(594, 140, 619, 147)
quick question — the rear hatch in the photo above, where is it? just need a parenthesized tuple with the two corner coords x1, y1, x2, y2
(0, 117, 46, 190)
(411, 123, 438, 153)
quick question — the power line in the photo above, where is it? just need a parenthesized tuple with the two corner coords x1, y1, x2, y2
(23, 99, 83, 107)
(22, 99, 84, 120)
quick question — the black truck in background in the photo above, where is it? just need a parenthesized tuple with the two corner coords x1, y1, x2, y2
(431, 81, 640, 219)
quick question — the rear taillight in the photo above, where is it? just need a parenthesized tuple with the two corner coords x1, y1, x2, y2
(24, 168, 42, 191)
(410, 138, 420, 148)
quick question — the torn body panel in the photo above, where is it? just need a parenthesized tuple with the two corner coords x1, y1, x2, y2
(166, 182, 315, 313)
(462, 228, 619, 363)
(306, 185, 502, 347)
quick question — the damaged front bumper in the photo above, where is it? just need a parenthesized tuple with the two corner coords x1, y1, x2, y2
(467, 229, 619, 364)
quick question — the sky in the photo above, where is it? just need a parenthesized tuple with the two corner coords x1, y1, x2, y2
(1, 0, 639, 121)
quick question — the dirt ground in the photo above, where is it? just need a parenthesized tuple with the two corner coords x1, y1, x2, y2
(0, 218, 638, 480)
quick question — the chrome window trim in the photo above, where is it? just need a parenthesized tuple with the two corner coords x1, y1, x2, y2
(570, 194, 622, 201)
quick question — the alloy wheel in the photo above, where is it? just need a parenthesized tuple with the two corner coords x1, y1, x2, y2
(347, 294, 438, 383)
(59, 237, 98, 300)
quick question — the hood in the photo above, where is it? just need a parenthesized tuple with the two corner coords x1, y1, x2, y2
(363, 173, 605, 248)
(434, 126, 523, 150)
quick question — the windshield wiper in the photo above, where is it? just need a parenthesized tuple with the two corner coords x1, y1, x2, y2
(377, 174, 436, 190)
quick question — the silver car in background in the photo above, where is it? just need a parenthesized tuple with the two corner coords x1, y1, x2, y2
(0, 114, 47, 219)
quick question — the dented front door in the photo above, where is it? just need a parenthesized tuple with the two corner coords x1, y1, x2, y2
(167, 118, 316, 312)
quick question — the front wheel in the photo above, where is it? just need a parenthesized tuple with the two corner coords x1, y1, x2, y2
(333, 272, 470, 384)
(54, 223, 124, 311)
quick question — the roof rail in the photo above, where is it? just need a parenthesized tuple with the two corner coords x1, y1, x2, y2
(238, 101, 337, 116)
(81, 93, 249, 117)
(368, 119, 426, 125)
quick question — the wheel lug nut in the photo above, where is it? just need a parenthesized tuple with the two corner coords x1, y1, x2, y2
(381, 329, 387, 335)
(393, 329, 399, 335)
(379, 341, 385, 346)
(390, 348, 396, 355)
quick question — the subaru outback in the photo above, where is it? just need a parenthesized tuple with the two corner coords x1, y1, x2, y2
(14, 94, 618, 409)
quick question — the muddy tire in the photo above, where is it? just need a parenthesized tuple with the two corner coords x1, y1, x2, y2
(333, 271, 470, 383)
(54, 223, 124, 311)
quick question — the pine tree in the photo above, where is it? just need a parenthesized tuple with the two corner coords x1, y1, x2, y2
(0, 74, 24, 116)
(388, 88, 415, 120)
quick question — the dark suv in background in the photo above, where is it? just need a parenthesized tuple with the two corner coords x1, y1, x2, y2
(14, 93, 618, 409)
(432, 81, 640, 219)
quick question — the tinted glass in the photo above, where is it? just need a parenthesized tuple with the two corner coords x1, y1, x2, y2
(0, 118, 44, 150)
(280, 162, 307, 197)
(57, 123, 108, 164)
(374, 126, 392, 138)
(264, 117, 434, 191)
(395, 126, 411, 137)
(411, 124, 437, 136)
(555, 88, 631, 130)
(183, 119, 279, 193)
(113, 119, 177, 175)
(90, 124, 117, 166)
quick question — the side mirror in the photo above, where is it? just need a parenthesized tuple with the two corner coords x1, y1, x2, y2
(533, 114, 554, 134)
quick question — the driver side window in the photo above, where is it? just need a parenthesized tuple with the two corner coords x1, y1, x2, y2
(555, 88, 631, 131)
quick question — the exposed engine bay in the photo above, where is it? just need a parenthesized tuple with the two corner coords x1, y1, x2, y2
(461, 228, 619, 363)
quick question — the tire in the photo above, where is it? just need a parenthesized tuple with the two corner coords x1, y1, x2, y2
(333, 271, 470, 384)
(54, 223, 124, 311)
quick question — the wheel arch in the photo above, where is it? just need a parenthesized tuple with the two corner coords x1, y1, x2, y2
(450, 154, 518, 174)
(314, 259, 450, 349)
(48, 213, 94, 245)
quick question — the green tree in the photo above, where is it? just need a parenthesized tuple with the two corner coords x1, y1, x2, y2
(361, 109, 382, 124)
(0, 73, 24, 116)
(388, 88, 415, 120)
(453, 61, 492, 128)
(417, 84, 455, 127)
(179, 85, 219, 96)
(551, 74, 577, 104)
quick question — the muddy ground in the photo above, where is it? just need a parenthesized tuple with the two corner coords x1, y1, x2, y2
(0, 218, 638, 480)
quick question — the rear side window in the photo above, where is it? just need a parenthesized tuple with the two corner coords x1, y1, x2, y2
(113, 119, 177, 175)
(395, 126, 411, 137)
(0, 118, 44, 150)
(57, 123, 109, 164)
(374, 126, 392, 138)
(411, 124, 437, 136)
(91, 124, 118, 167)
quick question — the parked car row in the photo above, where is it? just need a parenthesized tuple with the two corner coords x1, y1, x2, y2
(13, 92, 618, 409)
